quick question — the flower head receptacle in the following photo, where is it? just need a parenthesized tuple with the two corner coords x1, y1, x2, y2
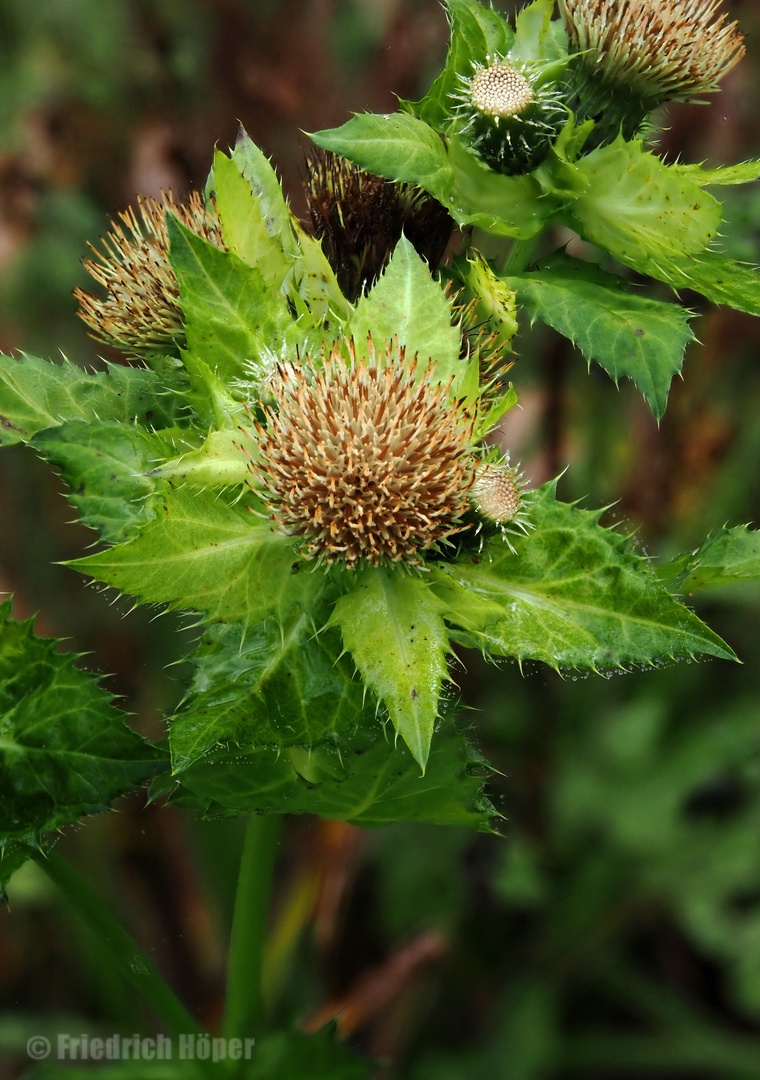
(74, 191, 224, 355)
(303, 149, 454, 302)
(450, 54, 567, 175)
(255, 339, 478, 568)
(560, 0, 745, 146)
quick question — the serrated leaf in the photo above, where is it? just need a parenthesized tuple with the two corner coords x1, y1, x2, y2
(0, 599, 166, 852)
(351, 236, 463, 386)
(0, 354, 187, 447)
(290, 219, 351, 323)
(430, 482, 736, 669)
(512, 0, 555, 63)
(232, 125, 301, 263)
(636, 248, 760, 318)
(505, 253, 694, 418)
(658, 525, 760, 594)
(570, 137, 722, 264)
(166, 214, 292, 384)
(72, 488, 326, 635)
(446, 133, 555, 238)
(407, 0, 515, 130)
(677, 160, 760, 187)
(213, 147, 295, 291)
(156, 715, 497, 830)
(327, 568, 450, 770)
(149, 426, 254, 490)
(169, 612, 363, 772)
(32, 421, 172, 543)
(312, 112, 455, 205)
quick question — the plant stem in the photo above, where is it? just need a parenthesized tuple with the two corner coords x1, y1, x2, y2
(500, 236, 539, 275)
(223, 813, 282, 1041)
(33, 847, 201, 1037)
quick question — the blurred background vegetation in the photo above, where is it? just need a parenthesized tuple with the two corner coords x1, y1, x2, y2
(2, 1, 760, 1077)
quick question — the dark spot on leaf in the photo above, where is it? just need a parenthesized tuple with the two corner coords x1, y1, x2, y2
(410, 688, 418, 699)
(633, 328, 644, 337)
(290, 562, 301, 573)
(472, 556, 480, 564)
(1, 415, 25, 432)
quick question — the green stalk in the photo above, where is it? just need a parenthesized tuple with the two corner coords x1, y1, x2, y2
(500, 236, 539, 275)
(223, 814, 282, 1041)
(34, 847, 201, 1037)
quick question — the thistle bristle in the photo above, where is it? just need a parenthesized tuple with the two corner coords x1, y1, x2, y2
(74, 190, 224, 354)
(255, 339, 478, 567)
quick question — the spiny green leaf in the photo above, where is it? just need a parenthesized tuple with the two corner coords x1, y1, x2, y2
(677, 160, 760, 187)
(658, 525, 760, 594)
(32, 421, 173, 543)
(327, 568, 450, 770)
(169, 611, 364, 772)
(406, 0, 515, 129)
(351, 236, 463, 387)
(569, 137, 722, 264)
(312, 112, 455, 205)
(232, 125, 301, 263)
(0, 599, 166, 852)
(0, 354, 187, 447)
(213, 147, 295, 291)
(512, 0, 555, 64)
(166, 214, 293, 384)
(505, 253, 695, 418)
(156, 714, 497, 830)
(71, 488, 326, 636)
(149, 426, 255, 490)
(430, 482, 736, 669)
(635, 248, 760, 318)
(445, 134, 555, 238)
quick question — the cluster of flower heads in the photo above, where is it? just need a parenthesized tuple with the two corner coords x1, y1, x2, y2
(75, 191, 224, 354)
(447, 0, 744, 169)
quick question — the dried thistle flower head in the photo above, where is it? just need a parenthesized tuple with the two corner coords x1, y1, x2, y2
(74, 191, 224, 354)
(255, 339, 478, 567)
(303, 149, 453, 302)
(451, 55, 567, 175)
(560, 0, 745, 138)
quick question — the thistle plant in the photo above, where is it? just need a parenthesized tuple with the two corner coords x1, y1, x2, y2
(3, 0, 760, 1075)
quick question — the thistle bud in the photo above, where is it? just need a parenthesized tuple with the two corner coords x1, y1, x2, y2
(74, 191, 224, 355)
(559, 0, 745, 146)
(450, 55, 567, 175)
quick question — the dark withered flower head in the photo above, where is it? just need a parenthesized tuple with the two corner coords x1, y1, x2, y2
(303, 149, 454, 303)
(74, 191, 224, 354)
(560, 0, 745, 110)
(254, 338, 478, 568)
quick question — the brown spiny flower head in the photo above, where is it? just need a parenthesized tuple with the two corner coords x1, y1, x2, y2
(560, 0, 745, 140)
(303, 149, 454, 302)
(74, 191, 224, 354)
(255, 339, 478, 567)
